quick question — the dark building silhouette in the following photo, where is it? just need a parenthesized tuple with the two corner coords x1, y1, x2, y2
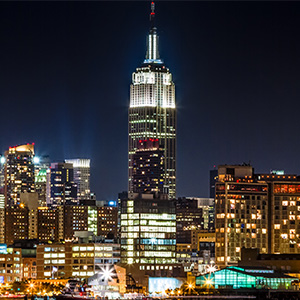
(132, 139, 164, 194)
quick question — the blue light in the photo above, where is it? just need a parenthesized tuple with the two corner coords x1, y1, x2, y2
(108, 200, 116, 207)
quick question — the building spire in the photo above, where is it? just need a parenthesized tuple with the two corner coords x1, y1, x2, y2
(150, 2, 155, 31)
(144, 1, 163, 64)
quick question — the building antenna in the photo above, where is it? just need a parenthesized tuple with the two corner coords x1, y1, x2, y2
(150, 2, 155, 30)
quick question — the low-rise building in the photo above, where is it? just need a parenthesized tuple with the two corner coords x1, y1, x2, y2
(0, 245, 22, 283)
(37, 241, 120, 280)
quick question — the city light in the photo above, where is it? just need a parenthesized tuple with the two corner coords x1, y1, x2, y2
(33, 156, 40, 164)
(99, 265, 114, 281)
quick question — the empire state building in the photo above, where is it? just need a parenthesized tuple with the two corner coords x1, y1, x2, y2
(128, 2, 176, 198)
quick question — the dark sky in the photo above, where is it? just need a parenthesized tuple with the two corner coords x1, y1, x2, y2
(1, 1, 300, 200)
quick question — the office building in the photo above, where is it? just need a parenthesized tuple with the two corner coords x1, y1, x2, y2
(215, 164, 300, 267)
(132, 139, 164, 194)
(37, 207, 59, 242)
(176, 198, 204, 244)
(0, 245, 22, 283)
(37, 241, 120, 280)
(97, 206, 118, 239)
(128, 3, 176, 198)
(120, 192, 177, 283)
(215, 165, 268, 266)
(65, 159, 91, 200)
(4, 144, 35, 206)
(5, 205, 29, 245)
(49, 162, 77, 206)
(34, 155, 50, 207)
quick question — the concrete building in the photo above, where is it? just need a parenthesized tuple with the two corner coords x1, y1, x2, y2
(215, 164, 300, 267)
(5, 205, 29, 245)
(0, 245, 22, 283)
(37, 241, 120, 280)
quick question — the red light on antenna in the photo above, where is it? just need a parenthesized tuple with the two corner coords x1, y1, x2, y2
(32, 143, 35, 145)
(151, 12, 155, 15)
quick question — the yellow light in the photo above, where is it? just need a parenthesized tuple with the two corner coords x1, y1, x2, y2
(205, 279, 212, 285)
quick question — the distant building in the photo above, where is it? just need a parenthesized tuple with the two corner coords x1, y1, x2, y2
(0, 246, 22, 283)
(4, 144, 35, 206)
(176, 198, 204, 244)
(49, 162, 77, 206)
(97, 206, 118, 239)
(128, 2, 176, 199)
(209, 169, 218, 198)
(65, 159, 91, 200)
(5, 205, 29, 245)
(34, 155, 50, 206)
(37, 241, 120, 280)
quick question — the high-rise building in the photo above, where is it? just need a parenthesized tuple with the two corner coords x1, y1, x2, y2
(128, 3, 176, 198)
(34, 155, 50, 207)
(49, 162, 77, 206)
(5, 205, 29, 245)
(120, 192, 177, 282)
(4, 144, 36, 206)
(209, 169, 218, 198)
(215, 164, 300, 267)
(132, 139, 164, 194)
(65, 159, 91, 200)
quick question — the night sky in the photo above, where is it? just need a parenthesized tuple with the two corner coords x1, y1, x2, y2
(1, 1, 300, 200)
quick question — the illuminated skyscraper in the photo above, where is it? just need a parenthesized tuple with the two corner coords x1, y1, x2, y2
(49, 162, 77, 206)
(65, 159, 91, 200)
(4, 144, 36, 206)
(129, 2, 176, 198)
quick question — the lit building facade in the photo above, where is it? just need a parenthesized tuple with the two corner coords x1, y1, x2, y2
(129, 3, 176, 198)
(34, 155, 50, 207)
(0, 246, 22, 283)
(4, 144, 35, 206)
(49, 162, 77, 206)
(5, 205, 29, 245)
(65, 159, 91, 200)
(97, 206, 118, 239)
(120, 193, 177, 278)
(215, 164, 300, 267)
(37, 242, 120, 280)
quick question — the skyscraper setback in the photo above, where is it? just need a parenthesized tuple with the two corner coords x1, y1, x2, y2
(128, 2, 176, 198)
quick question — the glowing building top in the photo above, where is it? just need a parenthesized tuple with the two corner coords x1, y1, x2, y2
(128, 2, 176, 198)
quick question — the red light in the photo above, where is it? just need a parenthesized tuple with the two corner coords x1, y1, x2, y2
(32, 143, 35, 145)
(151, 12, 155, 15)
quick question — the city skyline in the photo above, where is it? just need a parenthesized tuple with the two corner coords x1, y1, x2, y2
(1, 2, 300, 199)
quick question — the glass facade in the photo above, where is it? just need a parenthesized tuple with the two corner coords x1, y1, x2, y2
(4, 144, 35, 206)
(196, 266, 296, 290)
(120, 193, 176, 273)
